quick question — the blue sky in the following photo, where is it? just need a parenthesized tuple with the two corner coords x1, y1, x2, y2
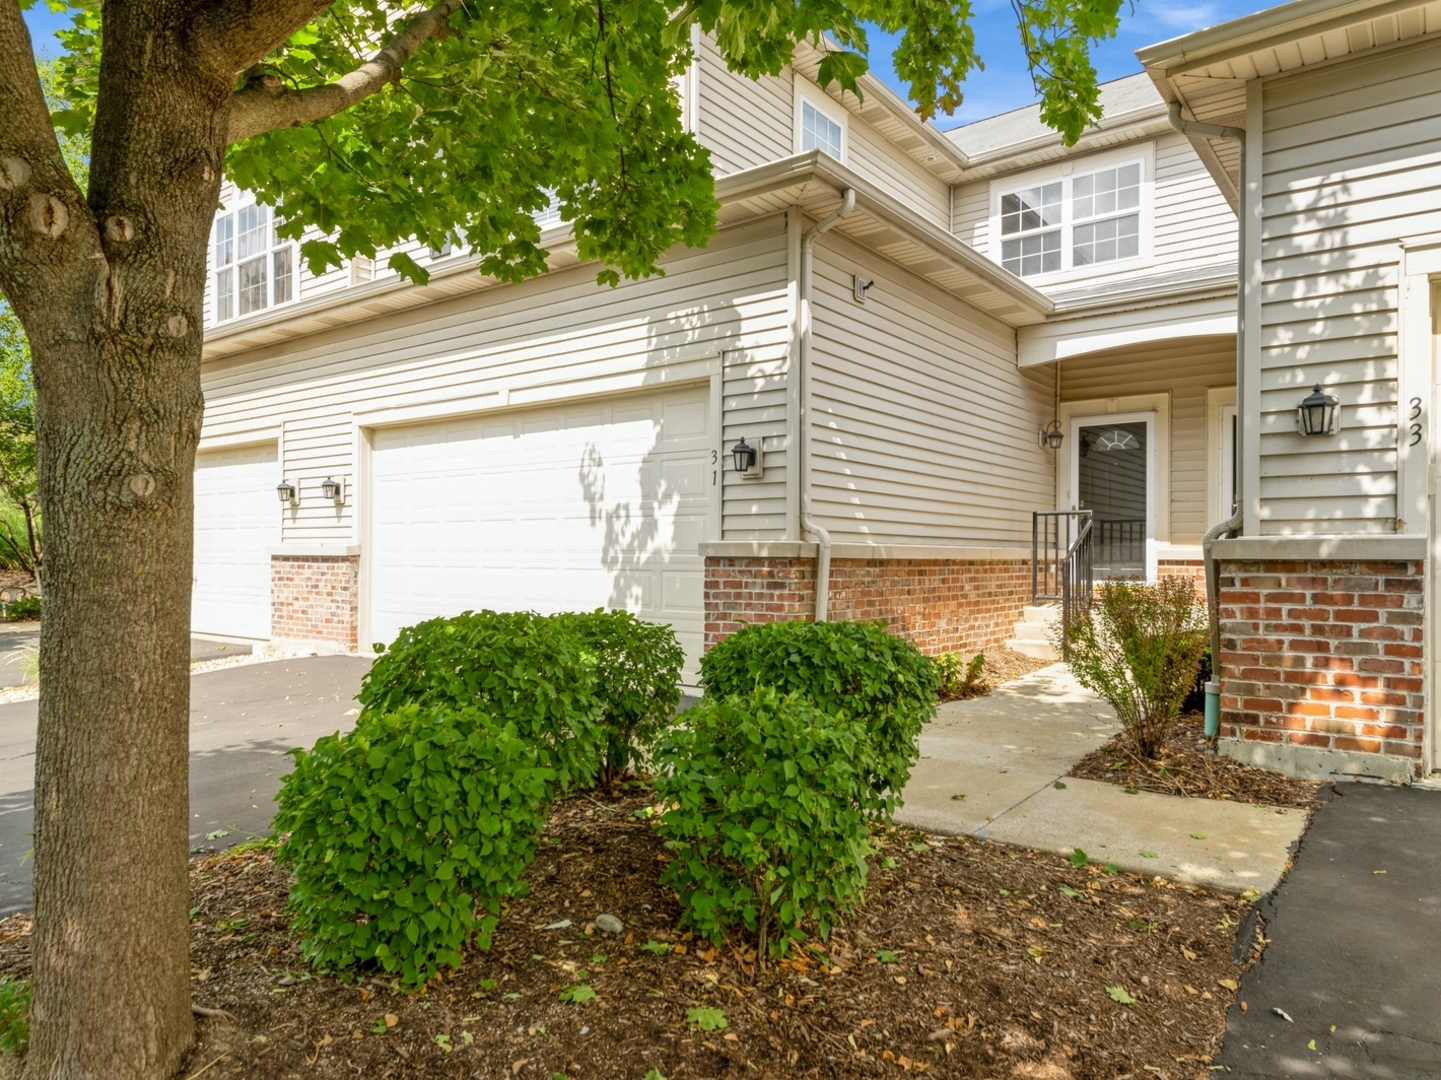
(24, 0, 1271, 130)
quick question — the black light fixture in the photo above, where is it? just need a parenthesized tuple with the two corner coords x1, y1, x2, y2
(321, 476, 343, 502)
(276, 480, 297, 505)
(731, 436, 757, 474)
(1298, 383, 1339, 437)
(1039, 420, 1064, 451)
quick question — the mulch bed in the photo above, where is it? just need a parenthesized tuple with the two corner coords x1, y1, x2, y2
(1069, 713, 1323, 811)
(940, 648, 1054, 703)
(0, 792, 1260, 1080)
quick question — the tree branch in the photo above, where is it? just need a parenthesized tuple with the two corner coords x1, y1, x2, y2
(0, 0, 82, 192)
(187, 0, 337, 78)
(0, 0, 99, 325)
(226, 0, 464, 144)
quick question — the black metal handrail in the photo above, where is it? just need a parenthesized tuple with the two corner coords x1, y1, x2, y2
(1032, 510, 1094, 659)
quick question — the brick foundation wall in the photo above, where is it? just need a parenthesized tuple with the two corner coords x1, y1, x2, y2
(1157, 559, 1205, 597)
(1217, 558, 1424, 774)
(704, 556, 1031, 656)
(272, 554, 359, 650)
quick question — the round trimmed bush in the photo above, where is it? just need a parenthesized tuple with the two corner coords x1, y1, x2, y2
(551, 609, 684, 789)
(698, 619, 938, 816)
(360, 609, 604, 790)
(652, 688, 873, 958)
(274, 703, 554, 986)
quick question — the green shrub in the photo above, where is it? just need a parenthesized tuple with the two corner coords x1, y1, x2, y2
(1063, 578, 1208, 757)
(653, 689, 874, 960)
(698, 620, 938, 816)
(935, 652, 987, 700)
(361, 610, 603, 790)
(551, 610, 684, 790)
(0, 977, 29, 1055)
(275, 704, 554, 986)
(0, 594, 38, 622)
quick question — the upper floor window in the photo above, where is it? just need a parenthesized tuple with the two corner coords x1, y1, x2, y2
(210, 201, 294, 323)
(991, 148, 1151, 281)
(794, 81, 846, 161)
(801, 101, 843, 158)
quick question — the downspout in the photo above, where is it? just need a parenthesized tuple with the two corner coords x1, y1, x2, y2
(1168, 102, 1245, 737)
(798, 188, 857, 621)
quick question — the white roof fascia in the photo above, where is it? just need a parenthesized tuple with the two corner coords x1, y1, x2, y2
(1019, 289, 1237, 368)
(1137, 0, 1423, 72)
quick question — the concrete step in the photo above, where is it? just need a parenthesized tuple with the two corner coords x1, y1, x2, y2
(1011, 622, 1054, 644)
(1021, 604, 1062, 624)
(1008, 602, 1061, 660)
(1005, 637, 1059, 661)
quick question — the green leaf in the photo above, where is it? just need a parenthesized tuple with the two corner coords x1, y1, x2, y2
(557, 983, 596, 1004)
(1106, 985, 1136, 1006)
(685, 1007, 728, 1032)
(874, 950, 899, 964)
(1140, 850, 1159, 859)
(1069, 848, 1088, 867)
(1058, 884, 1085, 899)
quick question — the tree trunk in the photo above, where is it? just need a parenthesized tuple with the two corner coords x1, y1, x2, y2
(0, 3, 231, 1075)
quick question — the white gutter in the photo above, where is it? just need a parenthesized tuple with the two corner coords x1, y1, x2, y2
(798, 188, 857, 622)
(1167, 102, 1245, 737)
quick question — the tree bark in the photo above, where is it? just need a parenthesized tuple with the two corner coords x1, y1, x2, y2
(0, 1, 229, 1075)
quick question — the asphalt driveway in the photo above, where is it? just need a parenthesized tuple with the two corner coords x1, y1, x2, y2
(0, 654, 368, 914)
(1220, 783, 1441, 1078)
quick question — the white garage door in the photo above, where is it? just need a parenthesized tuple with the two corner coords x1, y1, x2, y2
(193, 442, 279, 640)
(369, 386, 711, 675)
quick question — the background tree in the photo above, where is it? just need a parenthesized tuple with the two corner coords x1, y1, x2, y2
(0, 307, 40, 577)
(0, 58, 85, 581)
(0, 0, 1122, 1075)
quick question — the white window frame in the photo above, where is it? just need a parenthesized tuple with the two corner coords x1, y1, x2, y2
(1206, 386, 1239, 527)
(793, 77, 847, 162)
(988, 143, 1155, 285)
(208, 195, 298, 326)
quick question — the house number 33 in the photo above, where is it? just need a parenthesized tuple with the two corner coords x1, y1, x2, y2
(1409, 397, 1424, 447)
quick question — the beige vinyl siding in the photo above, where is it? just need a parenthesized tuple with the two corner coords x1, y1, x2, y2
(695, 36, 793, 175)
(950, 132, 1235, 288)
(845, 115, 950, 228)
(807, 235, 1052, 547)
(200, 216, 794, 544)
(950, 184, 989, 249)
(1257, 35, 1441, 534)
(1059, 337, 1236, 543)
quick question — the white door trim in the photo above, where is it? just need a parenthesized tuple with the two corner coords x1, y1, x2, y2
(1063, 407, 1160, 582)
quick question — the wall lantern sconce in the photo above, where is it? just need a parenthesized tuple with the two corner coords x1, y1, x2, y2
(320, 476, 344, 503)
(1298, 383, 1339, 436)
(1039, 420, 1065, 451)
(276, 480, 298, 505)
(731, 436, 762, 479)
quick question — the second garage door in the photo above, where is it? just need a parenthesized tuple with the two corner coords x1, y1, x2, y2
(193, 442, 279, 640)
(368, 386, 711, 674)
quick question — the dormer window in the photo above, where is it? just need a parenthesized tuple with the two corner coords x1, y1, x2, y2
(990, 146, 1153, 282)
(209, 200, 295, 323)
(794, 80, 846, 161)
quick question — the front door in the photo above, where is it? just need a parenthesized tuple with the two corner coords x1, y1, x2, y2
(1069, 411, 1156, 581)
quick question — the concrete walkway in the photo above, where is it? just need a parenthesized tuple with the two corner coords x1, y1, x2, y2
(1218, 783, 1441, 1079)
(897, 664, 1310, 894)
